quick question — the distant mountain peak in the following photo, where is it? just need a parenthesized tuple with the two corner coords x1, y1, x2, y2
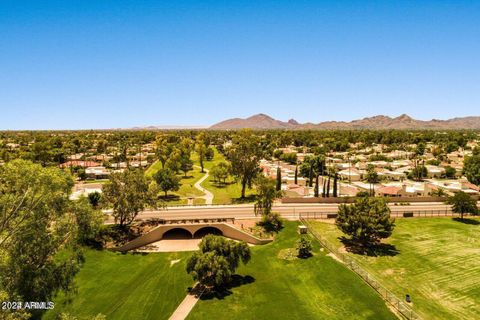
(209, 113, 480, 130)
(395, 114, 413, 121)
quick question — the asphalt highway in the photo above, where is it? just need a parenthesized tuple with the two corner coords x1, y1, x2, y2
(104, 202, 455, 223)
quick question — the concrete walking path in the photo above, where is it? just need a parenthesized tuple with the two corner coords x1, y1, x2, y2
(169, 283, 204, 320)
(193, 166, 214, 205)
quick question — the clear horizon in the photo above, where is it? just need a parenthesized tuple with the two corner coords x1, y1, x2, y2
(1, 1, 479, 130)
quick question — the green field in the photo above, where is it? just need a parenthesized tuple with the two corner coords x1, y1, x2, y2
(309, 218, 480, 319)
(192, 149, 256, 204)
(43, 250, 193, 320)
(188, 222, 396, 320)
(145, 161, 206, 205)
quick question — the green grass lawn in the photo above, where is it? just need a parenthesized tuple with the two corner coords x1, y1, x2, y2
(145, 161, 206, 205)
(192, 149, 256, 204)
(202, 175, 256, 204)
(188, 221, 396, 320)
(309, 218, 480, 319)
(43, 249, 193, 320)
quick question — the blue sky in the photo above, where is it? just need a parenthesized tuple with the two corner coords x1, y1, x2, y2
(1, 1, 479, 129)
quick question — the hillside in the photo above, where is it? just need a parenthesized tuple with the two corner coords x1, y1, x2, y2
(210, 113, 480, 130)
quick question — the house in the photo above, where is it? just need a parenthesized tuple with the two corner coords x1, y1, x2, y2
(425, 165, 446, 178)
(85, 166, 110, 179)
(338, 169, 362, 181)
(60, 160, 101, 168)
(376, 186, 404, 197)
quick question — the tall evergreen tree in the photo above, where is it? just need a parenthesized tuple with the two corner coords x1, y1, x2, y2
(333, 172, 338, 197)
(276, 166, 282, 191)
(314, 175, 319, 197)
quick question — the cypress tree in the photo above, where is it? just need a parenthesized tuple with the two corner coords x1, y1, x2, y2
(276, 166, 282, 191)
(308, 165, 313, 187)
(326, 176, 331, 197)
(294, 165, 298, 185)
(333, 173, 338, 197)
(314, 175, 319, 197)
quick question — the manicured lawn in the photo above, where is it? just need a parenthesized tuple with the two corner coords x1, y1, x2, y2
(192, 149, 256, 204)
(145, 160, 163, 178)
(309, 218, 480, 319)
(202, 175, 256, 204)
(43, 249, 193, 320)
(188, 222, 396, 320)
(145, 162, 206, 205)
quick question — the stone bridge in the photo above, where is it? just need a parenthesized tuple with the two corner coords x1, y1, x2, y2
(113, 222, 272, 252)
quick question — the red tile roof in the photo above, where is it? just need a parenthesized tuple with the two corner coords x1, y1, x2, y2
(377, 186, 402, 195)
(59, 160, 101, 168)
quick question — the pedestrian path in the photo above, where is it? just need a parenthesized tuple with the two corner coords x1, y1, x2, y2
(169, 283, 204, 320)
(193, 166, 214, 204)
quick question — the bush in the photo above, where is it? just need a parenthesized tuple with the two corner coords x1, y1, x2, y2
(257, 212, 284, 233)
(296, 237, 313, 258)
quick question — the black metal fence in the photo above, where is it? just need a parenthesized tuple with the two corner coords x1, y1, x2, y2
(300, 217, 422, 320)
(299, 209, 457, 220)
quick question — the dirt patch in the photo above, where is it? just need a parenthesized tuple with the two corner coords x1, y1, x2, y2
(170, 259, 181, 266)
(278, 248, 298, 260)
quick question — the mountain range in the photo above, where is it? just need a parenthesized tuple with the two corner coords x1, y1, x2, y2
(209, 113, 480, 130)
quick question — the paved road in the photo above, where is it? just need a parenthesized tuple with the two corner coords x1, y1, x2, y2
(105, 202, 455, 223)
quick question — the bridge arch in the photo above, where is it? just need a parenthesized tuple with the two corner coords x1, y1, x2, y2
(162, 228, 193, 239)
(193, 226, 223, 238)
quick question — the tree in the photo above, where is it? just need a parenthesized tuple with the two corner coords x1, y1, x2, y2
(444, 166, 457, 179)
(155, 134, 173, 168)
(254, 176, 283, 232)
(326, 175, 331, 198)
(72, 196, 104, 245)
(294, 165, 298, 184)
(296, 237, 313, 258)
(279, 152, 297, 164)
(0, 160, 83, 316)
(430, 188, 447, 197)
(446, 191, 478, 220)
(154, 168, 180, 197)
(463, 154, 480, 185)
(180, 154, 193, 177)
(333, 172, 338, 197)
(336, 197, 395, 247)
(408, 165, 428, 181)
(102, 168, 158, 227)
(276, 166, 282, 191)
(254, 176, 281, 217)
(205, 147, 215, 161)
(87, 191, 102, 208)
(210, 162, 230, 184)
(195, 132, 208, 173)
(415, 142, 426, 156)
(314, 175, 319, 197)
(227, 130, 263, 198)
(365, 164, 379, 196)
(186, 235, 251, 288)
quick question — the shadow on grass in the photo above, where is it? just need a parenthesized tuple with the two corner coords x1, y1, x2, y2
(339, 237, 400, 257)
(452, 217, 480, 225)
(159, 194, 181, 202)
(232, 195, 257, 204)
(199, 275, 255, 300)
(211, 181, 235, 189)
